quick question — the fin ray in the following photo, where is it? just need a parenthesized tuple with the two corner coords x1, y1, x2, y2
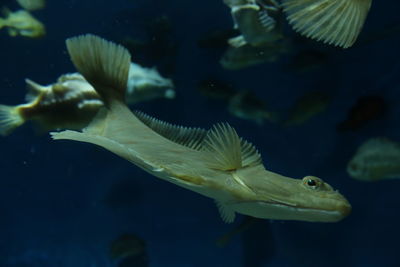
(65, 34, 131, 104)
(0, 105, 24, 136)
(282, 0, 372, 48)
(133, 110, 207, 150)
(215, 200, 236, 223)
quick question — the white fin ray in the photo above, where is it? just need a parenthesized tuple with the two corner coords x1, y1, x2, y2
(240, 138, 262, 167)
(133, 110, 207, 150)
(282, 0, 372, 48)
(65, 34, 131, 104)
(203, 123, 242, 171)
(0, 105, 24, 136)
(215, 200, 236, 223)
(202, 123, 263, 171)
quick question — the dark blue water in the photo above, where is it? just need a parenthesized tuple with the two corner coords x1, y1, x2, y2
(0, 0, 400, 266)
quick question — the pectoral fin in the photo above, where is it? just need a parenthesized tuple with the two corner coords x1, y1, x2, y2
(216, 200, 236, 223)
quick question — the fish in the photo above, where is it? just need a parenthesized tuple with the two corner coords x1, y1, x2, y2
(223, 0, 283, 47)
(16, 0, 46, 11)
(0, 74, 102, 136)
(0, 64, 175, 136)
(285, 49, 330, 73)
(51, 34, 351, 223)
(197, 28, 238, 50)
(109, 233, 148, 267)
(281, 0, 372, 48)
(110, 233, 146, 260)
(347, 138, 400, 182)
(283, 90, 331, 126)
(126, 62, 175, 104)
(220, 41, 290, 70)
(228, 90, 278, 125)
(337, 95, 386, 131)
(0, 8, 45, 38)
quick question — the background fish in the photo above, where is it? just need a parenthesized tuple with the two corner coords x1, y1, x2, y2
(16, 0, 46, 11)
(347, 138, 400, 181)
(0, 75, 101, 136)
(283, 90, 332, 126)
(126, 62, 175, 104)
(0, 8, 45, 38)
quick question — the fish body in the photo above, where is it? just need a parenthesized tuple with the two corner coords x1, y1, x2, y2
(51, 34, 351, 223)
(347, 138, 400, 181)
(337, 95, 386, 131)
(224, 0, 283, 47)
(0, 9, 45, 38)
(16, 0, 46, 11)
(0, 63, 175, 135)
(220, 41, 290, 70)
(126, 63, 175, 104)
(228, 91, 277, 125)
(284, 90, 331, 126)
(0, 74, 102, 135)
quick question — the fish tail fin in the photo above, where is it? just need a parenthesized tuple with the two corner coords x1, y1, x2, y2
(0, 104, 24, 136)
(65, 34, 131, 106)
(282, 0, 372, 48)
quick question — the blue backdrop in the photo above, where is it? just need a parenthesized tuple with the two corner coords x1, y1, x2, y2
(0, 0, 399, 266)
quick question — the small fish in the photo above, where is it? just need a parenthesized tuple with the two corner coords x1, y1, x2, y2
(286, 49, 330, 73)
(126, 63, 175, 104)
(283, 90, 331, 126)
(0, 74, 102, 136)
(110, 233, 146, 260)
(16, 0, 46, 11)
(51, 34, 351, 223)
(0, 8, 45, 38)
(0, 63, 175, 136)
(337, 95, 386, 131)
(347, 138, 400, 182)
(228, 90, 278, 125)
(197, 28, 238, 50)
(220, 41, 290, 70)
(281, 0, 372, 48)
(224, 0, 283, 47)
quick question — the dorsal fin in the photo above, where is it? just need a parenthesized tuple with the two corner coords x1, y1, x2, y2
(203, 123, 242, 170)
(133, 110, 207, 150)
(202, 123, 262, 171)
(240, 138, 262, 167)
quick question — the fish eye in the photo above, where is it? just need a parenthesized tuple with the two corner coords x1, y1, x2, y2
(302, 176, 321, 189)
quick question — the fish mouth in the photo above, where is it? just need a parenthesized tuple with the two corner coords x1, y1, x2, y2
(266, 201, 352, 222)
(231, 199, 352, 222)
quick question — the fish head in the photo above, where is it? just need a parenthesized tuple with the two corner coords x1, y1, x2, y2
(230, 169, 351, 222)
(347, 156, 370, 181)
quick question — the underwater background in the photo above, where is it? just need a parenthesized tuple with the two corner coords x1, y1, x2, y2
(0, 0, 400, 266)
